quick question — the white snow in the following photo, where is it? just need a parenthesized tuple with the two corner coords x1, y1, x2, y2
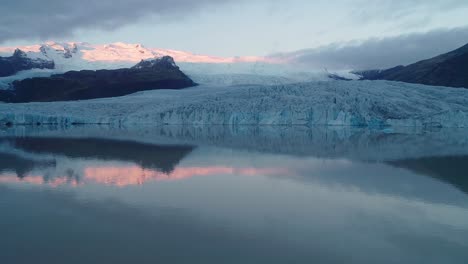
(179, 62, 344, 85)
(1, 80, 468, 128)
(0, 42, 358, 87)
(0, 69, 58, 90)
(0, 41, 280, 69)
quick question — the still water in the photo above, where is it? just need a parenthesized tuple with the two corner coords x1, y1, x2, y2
(1, 126, 467, 264)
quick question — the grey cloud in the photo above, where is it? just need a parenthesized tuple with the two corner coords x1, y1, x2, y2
(0, 0, 236, 43)
(271, 27, 468, 70)
(350, 0, 468, 22)
(345, 0, 468, 35)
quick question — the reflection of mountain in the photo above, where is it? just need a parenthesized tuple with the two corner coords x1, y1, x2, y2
(5, 137, 194, 173)
(0, 136, 288, 187)
(0, 152, 55, 178)
(2, 128, 468, 195)
(388, 156, 468, 195)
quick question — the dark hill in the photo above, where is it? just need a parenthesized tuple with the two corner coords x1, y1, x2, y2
(0, 56, 196, 103)
(355, 43, 468, 88)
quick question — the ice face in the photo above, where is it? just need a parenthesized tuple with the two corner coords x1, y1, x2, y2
(1, 80, 468, 128)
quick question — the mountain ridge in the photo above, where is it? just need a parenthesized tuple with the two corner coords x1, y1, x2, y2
(355, 43, 468, 88)
(0, 42, 277, 66)
(0, 56, 196, 103)
(0, 49, 54, 77)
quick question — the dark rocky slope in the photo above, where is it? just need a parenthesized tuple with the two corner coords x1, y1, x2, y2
(356, 43, 468, 88)
(0, 56, 196, 103)
(0, 49, 54, 77)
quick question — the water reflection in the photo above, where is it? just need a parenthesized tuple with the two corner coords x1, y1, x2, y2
(0, 137, 289, 187)
(0, 152, 55, 177)
(4, 137, 194, 173)
(0, 126, 467, 264)
(1, 133, 467, 196)
(389, 156, 468, 194)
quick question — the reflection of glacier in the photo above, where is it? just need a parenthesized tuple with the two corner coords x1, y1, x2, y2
(1, 81, 468, 127)
(7, 125, 468, 161)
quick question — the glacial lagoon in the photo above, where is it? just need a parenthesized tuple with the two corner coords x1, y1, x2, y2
(1, 125, 467, 264)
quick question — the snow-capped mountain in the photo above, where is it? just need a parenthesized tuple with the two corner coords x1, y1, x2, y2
(0, 42, 357, 87)
(0, 49, 54, 77)
(0, 41, 281, 71)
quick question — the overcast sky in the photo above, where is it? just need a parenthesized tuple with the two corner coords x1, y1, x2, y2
(2, 0, 468, 69)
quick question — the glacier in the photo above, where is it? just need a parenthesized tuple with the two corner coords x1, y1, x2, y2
(1, 41, 468, 128)
(1, 80, 468, 128)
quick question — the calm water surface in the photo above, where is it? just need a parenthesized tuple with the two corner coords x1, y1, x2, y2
(1, 126, 467, 264)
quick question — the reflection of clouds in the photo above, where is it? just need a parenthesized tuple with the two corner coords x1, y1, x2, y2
(0, 165, 289, 188)
(0, 173, 79, 187)
(1, 152, 468, 260)
(1, 162, 467, 262)
(1, 137, 467, 263)
(0, 174, 45, 185)
(85, 166, 288, 187)
(1, 141, 467, 210)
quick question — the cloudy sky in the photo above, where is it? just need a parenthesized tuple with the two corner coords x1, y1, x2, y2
(2, 0, 468, 69)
